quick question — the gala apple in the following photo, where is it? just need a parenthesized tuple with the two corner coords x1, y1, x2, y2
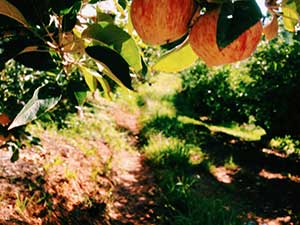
(189, 9, 263, 67)
(0, 113, 10, 127)
(130, 0, 195, 45)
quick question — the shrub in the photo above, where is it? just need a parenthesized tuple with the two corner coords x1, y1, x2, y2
(177, 63, 248, 124)
(177, 33, 300, 138)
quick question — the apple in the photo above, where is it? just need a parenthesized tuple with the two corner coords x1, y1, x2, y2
(0, 113, 10, 127)
(189, 9, 263, 67)
(130, 0, 195, 45)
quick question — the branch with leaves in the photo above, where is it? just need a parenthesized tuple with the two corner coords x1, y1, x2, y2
(0, 0, 299, 160)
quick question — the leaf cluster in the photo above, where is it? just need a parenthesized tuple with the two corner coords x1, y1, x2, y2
(0, 0, 142, 131)
(1, 0, 300, 160)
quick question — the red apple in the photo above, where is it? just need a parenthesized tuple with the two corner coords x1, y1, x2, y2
(0, 113, 10, 127)
(130, 0, 195, 45)
(189, 9, 263, 67)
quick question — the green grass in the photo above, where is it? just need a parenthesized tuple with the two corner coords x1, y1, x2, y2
(269, 135, 300, 155)
(132, 73, 266, 142)
(142, 132, 243, 225)
(128, 73, 245, 225)
(30, 103, 133, 154)
(15, 192, 33, 215)
(178, 116, 266, 141)
(27, 72, 269, 224)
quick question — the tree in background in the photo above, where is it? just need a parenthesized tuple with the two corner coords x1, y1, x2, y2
(0, 0, 300, 158)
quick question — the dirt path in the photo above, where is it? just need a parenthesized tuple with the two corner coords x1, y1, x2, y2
(2, 100, 300, 225)
(109, 150, 157, 224)
(0, 105, 158, 225)
(205, 137, 300, 225)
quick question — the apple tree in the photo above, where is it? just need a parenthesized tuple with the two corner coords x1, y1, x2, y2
(0, 0, 299, 159)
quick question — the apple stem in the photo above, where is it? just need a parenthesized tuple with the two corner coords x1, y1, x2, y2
(189, 6, 202, 29)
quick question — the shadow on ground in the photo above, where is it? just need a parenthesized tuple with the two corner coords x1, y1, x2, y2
(0, 126, 158, 225)
(140, 114, 300, 224)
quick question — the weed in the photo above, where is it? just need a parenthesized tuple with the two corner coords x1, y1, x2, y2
(64, 167, 77, 180)
(269, 135, 300, 155)
(224, 156, 239, 171)
(43, 155, 64, 172)
(15, 192, 33, 215)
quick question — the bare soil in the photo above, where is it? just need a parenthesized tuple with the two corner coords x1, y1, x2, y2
(0, 106, 158, 225)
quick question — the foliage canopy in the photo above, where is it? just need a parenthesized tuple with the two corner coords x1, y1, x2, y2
(1, 0, 300, 157)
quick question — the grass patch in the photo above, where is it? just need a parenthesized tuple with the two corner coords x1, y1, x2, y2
(142, 132, 243, 225)
(178, 116, 266, 141)
(30, 103, 133, 154)
(269, 135, 300, 155)
(135, 73, 244, 225)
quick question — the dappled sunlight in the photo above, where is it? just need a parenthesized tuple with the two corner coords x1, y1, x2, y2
(143, 99, 177, 119)
(178, 115, 266, 141)
(138, 73, 182, 98)
(135, 71, 300, 224)
(0, 101, 159, 225)
(259, 169, 300, 183)
(108, 148, 157, 224)
(208, 123, 266, 141)
(210, 166, 240, 184)
(142, 134, 184, 158)
(256, 215, 292, 225)
(0, 0, 300, 224)
(0, 137, 110, 224)
(262, 148, 288, 158)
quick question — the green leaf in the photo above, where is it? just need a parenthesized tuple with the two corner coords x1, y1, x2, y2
(67, 80, 88, 106)
(89, 0, 103, 4)
(217, 0, 262, 48)
(10, 148, 19, 162)
(96, 11, 115, 23)
(0, 38, 28, 65)
(8, 0, 52, 26)
(8, 84, 62, 130)
(7, 142, 19, 162)
(79, 66, 99, 92)
(140, 56, 148, 78)
(118, 0, 127, 9)
(153, 43, 198, 73)
(51, 0, 80, 15)
(62, 0, 82, 32)
(14, 50, 57, 71)
(0, 0, 29, 26)
(97, 76, 111, 99)
(79, 66, 112, 99)
(296, 0, 300, 15)
(85, 45, 132, 89)
(74, 91, 87, 106)
(82, 22, 142, 72)
(282, 0, 299, 32)
(126, 8, 134, 35)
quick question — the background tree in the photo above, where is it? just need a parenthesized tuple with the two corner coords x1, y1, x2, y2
(1, 0, 300, 157)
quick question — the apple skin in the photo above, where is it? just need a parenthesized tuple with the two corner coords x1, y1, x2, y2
(0, 113, 10, 146)
(189, 9, 263, 67)
(0, 113, 10, 126)
(130, 0, 195, 45)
